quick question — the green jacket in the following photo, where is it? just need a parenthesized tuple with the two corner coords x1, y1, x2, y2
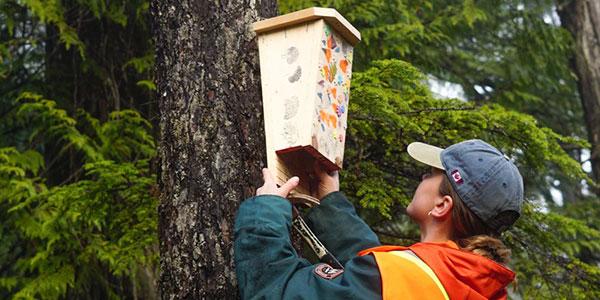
(234, 191, 382, 299)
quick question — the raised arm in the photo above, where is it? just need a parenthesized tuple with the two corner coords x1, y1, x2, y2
(304, 191, 381, 264)
(302, 166, 380, 263)
(233, 169, 381, 299)
(234, 194, 381, 299)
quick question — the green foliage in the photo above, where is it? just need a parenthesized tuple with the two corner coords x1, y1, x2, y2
(280, 1, 582, 135)
(1, 0, 598, 298)
(0, 95, 157, 299)
(279, 0, 588, 206)
(279, 1, 599, 296)
(1, 0, 157, 298)
(21, 0, 85, 56)
(125, 53, 157, 91)
(341, 59, 600, 298)
(0, 0, 155, 126)
(508, 204, 600, 298)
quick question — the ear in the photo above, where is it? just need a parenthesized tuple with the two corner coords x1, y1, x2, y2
(430, 195, 453, 219)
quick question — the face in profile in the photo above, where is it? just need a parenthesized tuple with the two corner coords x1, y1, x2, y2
(407, 168, 445, 222)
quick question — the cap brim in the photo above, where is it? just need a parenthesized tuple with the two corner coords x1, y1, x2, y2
(407, 142, 445, 170)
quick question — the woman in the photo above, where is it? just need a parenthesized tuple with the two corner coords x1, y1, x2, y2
(234, 139, 523, 299)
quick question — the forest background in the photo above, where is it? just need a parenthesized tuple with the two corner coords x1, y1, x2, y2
(1, 0, 599, 299)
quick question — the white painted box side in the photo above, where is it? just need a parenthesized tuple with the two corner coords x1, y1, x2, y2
(258, 20, 321, 185)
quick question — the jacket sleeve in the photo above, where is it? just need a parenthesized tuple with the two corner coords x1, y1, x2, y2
(234, 195, 381, 300)
(303, 191, 381, 264)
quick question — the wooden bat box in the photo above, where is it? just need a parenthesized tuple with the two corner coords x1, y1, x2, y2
(252, 7, 361, 194)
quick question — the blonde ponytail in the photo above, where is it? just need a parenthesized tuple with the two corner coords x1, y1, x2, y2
(458, 235, 511, 264)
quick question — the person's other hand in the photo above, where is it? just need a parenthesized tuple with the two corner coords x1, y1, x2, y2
(314, 163, 339, 199)
(255, 168, 299, 198)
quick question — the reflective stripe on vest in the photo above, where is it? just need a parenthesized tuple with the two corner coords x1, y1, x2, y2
(370, 250, 449, 300)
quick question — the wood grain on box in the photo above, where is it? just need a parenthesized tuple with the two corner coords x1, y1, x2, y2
(253, 8, 360, 194)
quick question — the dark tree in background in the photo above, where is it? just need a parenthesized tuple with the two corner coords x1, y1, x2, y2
(151, 0, 277, 298)
(3, 0, 600, 298)
(558, 0, 600, 189)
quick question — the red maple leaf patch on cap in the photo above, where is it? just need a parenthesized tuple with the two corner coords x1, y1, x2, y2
(451, 169, 464, 185)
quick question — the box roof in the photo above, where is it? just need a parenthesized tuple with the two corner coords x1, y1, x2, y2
(252, 7, 361, 46)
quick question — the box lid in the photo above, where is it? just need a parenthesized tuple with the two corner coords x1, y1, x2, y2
(252, 7, 361, 46)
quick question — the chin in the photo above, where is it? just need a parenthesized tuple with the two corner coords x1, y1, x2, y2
(406, 205, 415, 219)
(406, 205, 424, 222)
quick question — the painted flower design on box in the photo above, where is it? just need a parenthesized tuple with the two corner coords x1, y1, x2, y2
(314, 23, 353, 167)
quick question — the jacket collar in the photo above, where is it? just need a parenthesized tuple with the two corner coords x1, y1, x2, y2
(359, 241, 515, 299)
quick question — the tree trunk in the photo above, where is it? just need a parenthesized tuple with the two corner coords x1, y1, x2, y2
(558, 0, 600, 189)
(151, 0, 277, 298)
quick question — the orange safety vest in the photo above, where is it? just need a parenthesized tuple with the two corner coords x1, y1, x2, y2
(359, 241, 515, 300)
(359, 247, 448, 299)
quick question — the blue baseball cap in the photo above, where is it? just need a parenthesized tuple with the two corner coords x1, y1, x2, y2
(407, 139, 524, 233)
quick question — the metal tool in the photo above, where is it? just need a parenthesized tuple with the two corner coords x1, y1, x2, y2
(288, 192, 344, 270)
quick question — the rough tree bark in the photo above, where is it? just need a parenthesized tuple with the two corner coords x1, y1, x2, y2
(151, 0, 277, 298)
(558, 0, 600, 189)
